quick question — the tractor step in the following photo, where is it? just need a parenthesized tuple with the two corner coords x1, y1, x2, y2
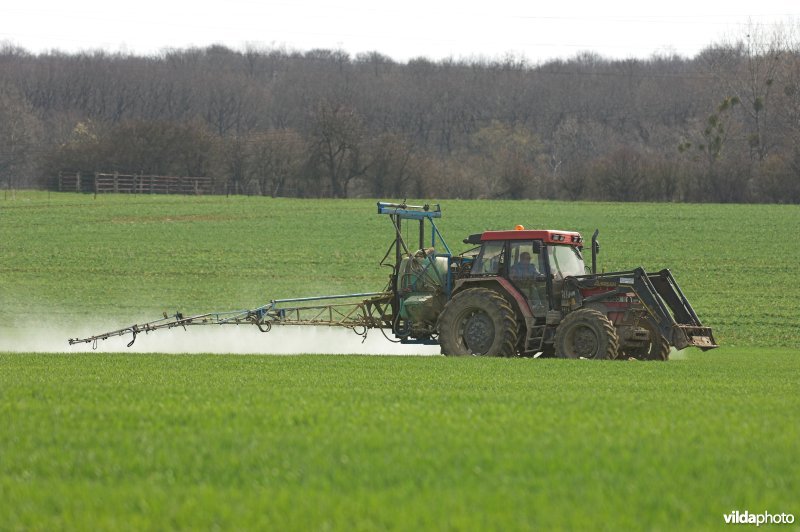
(524, 325, 547, 353)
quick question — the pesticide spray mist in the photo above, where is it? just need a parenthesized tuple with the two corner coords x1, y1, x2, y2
(0, 323, 688, 359)
(0, 322, 441, 355)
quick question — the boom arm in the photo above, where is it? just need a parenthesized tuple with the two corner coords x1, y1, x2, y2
(69, 292, 394, 349)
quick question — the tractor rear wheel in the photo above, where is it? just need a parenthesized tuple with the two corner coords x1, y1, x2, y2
(438, 288, 518, 357)
(554, 308, 619, 360)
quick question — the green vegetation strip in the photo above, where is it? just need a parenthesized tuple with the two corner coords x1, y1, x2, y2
(2, 350, 798, 530)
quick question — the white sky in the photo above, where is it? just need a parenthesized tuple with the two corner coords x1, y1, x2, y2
(1, 0, 798, 62)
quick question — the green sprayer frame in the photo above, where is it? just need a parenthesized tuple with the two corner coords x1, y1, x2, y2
(69, 202, 449, 348)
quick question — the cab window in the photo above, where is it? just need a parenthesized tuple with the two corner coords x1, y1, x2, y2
(509, 240, 544, 279)
(548, 245, 589, 278)
(471, 241, 505, 275)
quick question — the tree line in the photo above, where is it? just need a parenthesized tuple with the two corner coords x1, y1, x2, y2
(2, 22, 800, 203)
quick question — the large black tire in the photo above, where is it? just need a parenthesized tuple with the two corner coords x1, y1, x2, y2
(625, 319, 670, 361)
(438, 288, 518, 357)
(554, 308, 619, 360)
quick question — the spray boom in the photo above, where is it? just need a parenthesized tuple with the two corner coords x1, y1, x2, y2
(69, 292, 393, 349)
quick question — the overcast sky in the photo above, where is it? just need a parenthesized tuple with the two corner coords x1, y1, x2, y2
(1, 0, 797, 62)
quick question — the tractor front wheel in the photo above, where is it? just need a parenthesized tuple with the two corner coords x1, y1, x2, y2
(438, 288, 518, 357)
(554, 308, 619, 360)
(625, 319, 670, 361)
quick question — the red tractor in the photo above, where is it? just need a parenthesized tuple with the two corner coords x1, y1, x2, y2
(433, 226, 716, 359)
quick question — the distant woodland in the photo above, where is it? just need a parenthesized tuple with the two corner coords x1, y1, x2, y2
(2, 23, 800, 203)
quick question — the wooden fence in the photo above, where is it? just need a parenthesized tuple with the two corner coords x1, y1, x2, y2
(54, 172, 220, 195)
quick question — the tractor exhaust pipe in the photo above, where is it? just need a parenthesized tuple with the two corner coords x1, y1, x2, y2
(591, 229, 600, 275)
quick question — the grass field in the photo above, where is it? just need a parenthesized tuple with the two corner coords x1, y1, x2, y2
(1, 192, 799, 530)
(1, 192, 799, 347)
(2, 350, 799, 530)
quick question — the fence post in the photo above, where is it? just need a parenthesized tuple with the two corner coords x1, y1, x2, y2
(76, 172, 81, 192)
(94, 172, 99, 199)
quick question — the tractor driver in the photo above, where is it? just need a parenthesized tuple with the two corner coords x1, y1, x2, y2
(510, 251, 539, 279)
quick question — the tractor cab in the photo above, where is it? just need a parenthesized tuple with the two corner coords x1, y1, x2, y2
(465, 227, 589, 318)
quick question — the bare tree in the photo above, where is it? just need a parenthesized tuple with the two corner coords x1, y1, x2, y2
(470, 121, 541, 199)
(364, 132, 414, 197)
(702, 23, 787, 162)
(0, 84, 42, 189)
(309, 101, 369, 198)
(248, 129, 307, 196)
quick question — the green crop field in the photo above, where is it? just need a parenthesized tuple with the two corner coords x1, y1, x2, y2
(2, 192, 799, 347)
(1, 191, 799, 530)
